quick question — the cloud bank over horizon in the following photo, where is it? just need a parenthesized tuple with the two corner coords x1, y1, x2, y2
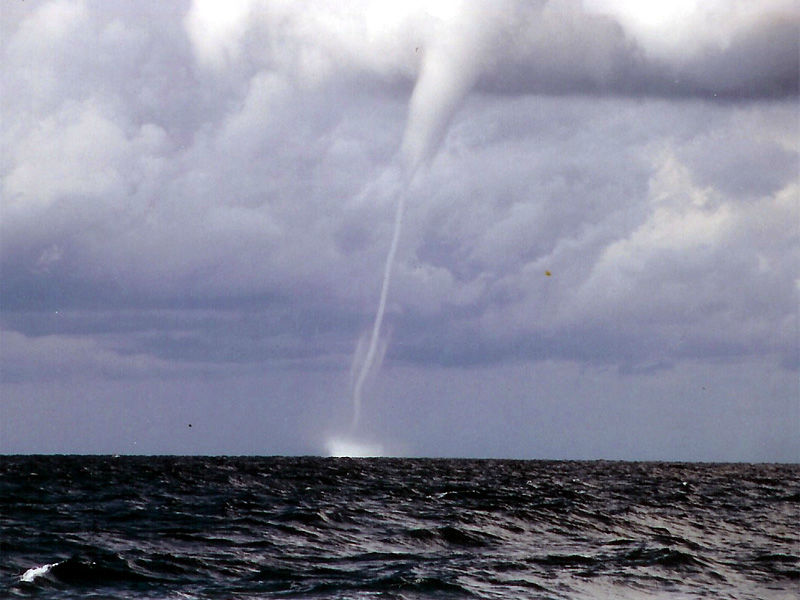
(1, 0, 798, 459)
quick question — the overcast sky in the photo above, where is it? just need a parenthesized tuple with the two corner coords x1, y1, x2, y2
(1, 0, 798, 460)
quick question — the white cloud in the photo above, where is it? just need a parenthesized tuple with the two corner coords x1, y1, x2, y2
(185, 0, 254, 69)
(6, 101, 137, 208)
(583, 0, 798, 59)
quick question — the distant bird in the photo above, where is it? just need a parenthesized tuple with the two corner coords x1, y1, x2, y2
(545, 270, 552, 277)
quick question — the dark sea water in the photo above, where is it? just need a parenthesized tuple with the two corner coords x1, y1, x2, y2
(1, 457, 797, 599)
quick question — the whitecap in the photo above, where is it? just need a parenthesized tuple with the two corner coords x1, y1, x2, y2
(20, 562, 57, 583)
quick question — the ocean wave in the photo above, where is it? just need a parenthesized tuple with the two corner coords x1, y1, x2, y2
(2, 457, 797, 599)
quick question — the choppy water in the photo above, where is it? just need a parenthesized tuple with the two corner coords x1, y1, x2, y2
(1, 456, 797, 599)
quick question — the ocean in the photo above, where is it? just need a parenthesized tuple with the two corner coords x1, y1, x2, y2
(1, 456, 797, 599)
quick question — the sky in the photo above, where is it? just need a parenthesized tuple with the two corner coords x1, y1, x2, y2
(1, 0, 798, 461)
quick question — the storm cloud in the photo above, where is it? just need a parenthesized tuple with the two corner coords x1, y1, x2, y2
(1, 0, 798, 459)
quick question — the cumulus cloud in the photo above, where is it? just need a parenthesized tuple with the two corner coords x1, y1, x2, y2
(1, 0, 797, 381)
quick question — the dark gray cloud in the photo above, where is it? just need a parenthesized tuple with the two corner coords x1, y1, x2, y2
(1, 0, 797, 459)
(478, 2, 798, 98)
